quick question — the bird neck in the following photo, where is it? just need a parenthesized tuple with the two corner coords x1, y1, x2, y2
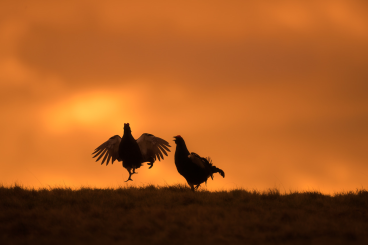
(175, 141, 190, 156)
(123, 129, 134, 139)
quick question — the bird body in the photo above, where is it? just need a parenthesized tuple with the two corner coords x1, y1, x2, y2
(119, 124, 143, 171)
(92, 123, 171, 181)
(173, 135, 225, 191)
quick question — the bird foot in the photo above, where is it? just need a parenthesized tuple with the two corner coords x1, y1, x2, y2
(148, 163, 154, 169)
(125, 177, 133, 182)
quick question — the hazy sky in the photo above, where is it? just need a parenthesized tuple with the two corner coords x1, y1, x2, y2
(1, 0, 368, 192)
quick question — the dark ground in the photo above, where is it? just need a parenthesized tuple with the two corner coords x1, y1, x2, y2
(1, 184, 367, 245)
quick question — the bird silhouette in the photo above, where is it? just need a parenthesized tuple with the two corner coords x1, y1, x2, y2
(92, 123, 171, 181)
(173, 135, 224, 191)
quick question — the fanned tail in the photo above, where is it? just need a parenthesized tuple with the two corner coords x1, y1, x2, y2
(211, 166, 225, 178)
(204, 157, 225, 179)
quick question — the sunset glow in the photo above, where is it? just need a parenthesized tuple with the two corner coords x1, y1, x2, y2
(1, 0, 367, 193)
(43, 91, 124, 133)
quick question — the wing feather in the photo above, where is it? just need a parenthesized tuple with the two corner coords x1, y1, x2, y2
(95, 148, 108, 162)
(150, 143, 161, 161)
(92, 147, 105, 158)
(92, 135, 122, 166)
(156, 138, 171, 150)
(156, 146, 164, 159)
(106, 154, 112, 166)
(188, 152, 206, 169)
(157, 144, 169, 156)
(136, 133, 171, 163)
(155, 144, 164, 160)
(101, 150, 110, 165)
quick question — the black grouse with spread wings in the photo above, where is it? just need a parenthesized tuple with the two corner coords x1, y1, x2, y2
(92, 123, 171, 181)
(173, 135, 225, 191)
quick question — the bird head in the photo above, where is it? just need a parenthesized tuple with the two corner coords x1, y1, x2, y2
(173, 135, 184, 144)
(124, 123, 131, 132)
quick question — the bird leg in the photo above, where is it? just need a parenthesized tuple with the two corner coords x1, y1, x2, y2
(189, 184, 195, 192)
(125, 175, 133, 182)
(125, 169, 135, 182)
(132, 168, 138, 174)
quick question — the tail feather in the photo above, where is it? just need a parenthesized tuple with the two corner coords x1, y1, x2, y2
(203, 157, 225, 179)
(211, 166, 225, 178)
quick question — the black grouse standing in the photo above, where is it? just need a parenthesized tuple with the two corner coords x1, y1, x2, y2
(92, 123, 171, 181)
(173, 135, 225, 191)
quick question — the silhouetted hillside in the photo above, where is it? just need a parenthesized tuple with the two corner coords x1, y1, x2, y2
(1, 185, 367, 244)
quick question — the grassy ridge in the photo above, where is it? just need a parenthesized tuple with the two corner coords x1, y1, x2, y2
(1, 185, 368, 245)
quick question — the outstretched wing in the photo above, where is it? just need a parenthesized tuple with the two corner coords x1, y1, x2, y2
(92, 135, 122, 166)
(136, 133, 171, 162)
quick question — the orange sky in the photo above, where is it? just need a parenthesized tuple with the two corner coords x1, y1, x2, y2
(1, 0, 368, 193)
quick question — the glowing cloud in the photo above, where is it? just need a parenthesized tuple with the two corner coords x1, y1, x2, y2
(43, 91, 124, 133)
